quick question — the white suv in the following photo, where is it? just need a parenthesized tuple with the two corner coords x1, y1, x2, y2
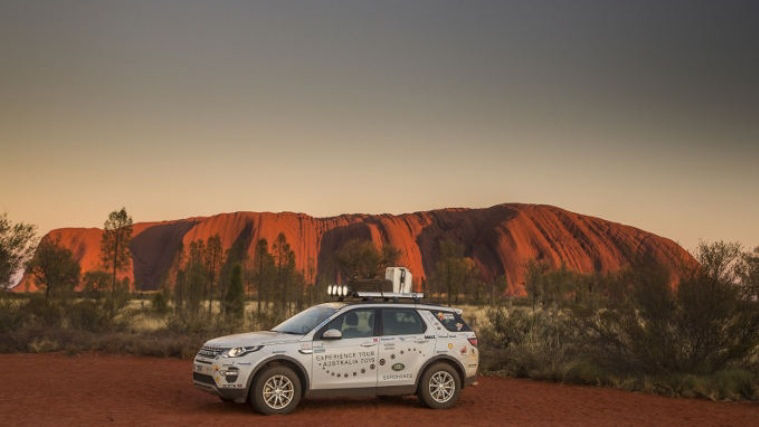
(193, 301, 479, 414)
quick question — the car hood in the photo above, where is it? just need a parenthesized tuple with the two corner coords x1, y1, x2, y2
(203, 331, 303, 348)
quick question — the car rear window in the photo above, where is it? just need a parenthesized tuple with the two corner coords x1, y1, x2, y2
(429, 310, 471, 332)
(381, 308, 426, 335)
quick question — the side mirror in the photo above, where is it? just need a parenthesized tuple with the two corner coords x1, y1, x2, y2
(322, 329, 343, 340)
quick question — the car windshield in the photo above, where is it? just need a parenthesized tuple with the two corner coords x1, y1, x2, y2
(271, 304, 342, 335)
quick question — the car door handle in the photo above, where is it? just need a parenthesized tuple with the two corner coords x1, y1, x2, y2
(360, 342, 376, 347)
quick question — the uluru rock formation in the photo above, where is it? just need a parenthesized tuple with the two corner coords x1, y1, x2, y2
(17, 204, 696, 296)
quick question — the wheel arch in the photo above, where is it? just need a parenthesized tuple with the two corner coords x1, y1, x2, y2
(415, 355, 467, 390)
(246, 355, 310, 399)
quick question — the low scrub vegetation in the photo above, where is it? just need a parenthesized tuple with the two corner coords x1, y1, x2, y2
(478, 242, 759, 401)
(0, 293, 283, 359)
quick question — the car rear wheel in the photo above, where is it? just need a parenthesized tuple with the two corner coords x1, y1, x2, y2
(250, 365, 302, 415)
(417, 362, 460, 409)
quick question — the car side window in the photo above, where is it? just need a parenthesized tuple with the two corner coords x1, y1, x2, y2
(428, 310, 472, 332)
(320, 309, 376, 339)
(381, 308, 426, 335)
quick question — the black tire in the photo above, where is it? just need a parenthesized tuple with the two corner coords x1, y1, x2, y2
(417, 362, 461, 409)
(249, 365, 302, 415)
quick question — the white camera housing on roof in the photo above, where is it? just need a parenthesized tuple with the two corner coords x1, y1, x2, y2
(385, 266, 412, 294)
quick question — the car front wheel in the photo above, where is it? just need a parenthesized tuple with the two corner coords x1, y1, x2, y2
(250, 365, 302, 415)
(418, 362, 461, 409)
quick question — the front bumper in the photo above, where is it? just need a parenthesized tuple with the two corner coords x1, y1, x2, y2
(193, 357, 250, 403)
(193, 372, 248, 401)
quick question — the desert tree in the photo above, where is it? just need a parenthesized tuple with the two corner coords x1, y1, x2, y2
(101, 208, 133, 317)
(185, 239, 207, 316)
(696, 240, 743, 283)
(489, 274, 508, 306)
(433, 239, 477, 305)
(273, 233, 296, 315)
(204, 234, 224, 317)
(218, 224, 251, 311)
(0, 213, 37, 290)
(335, 239, 401, 282)
(524, 260, 548, 312)
(574, 242, 759, 375)
(223, 264, 245, 322)
(82, 270, 111, 298)
(739, 246, 759, 300)
(252, 238, 275, 315)
(26, 238, 80, 301)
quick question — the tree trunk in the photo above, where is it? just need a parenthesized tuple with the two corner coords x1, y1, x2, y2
(111, 239, 118, 319)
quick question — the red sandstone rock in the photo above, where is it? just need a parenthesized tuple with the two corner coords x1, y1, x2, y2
(16, 204, 695, 296)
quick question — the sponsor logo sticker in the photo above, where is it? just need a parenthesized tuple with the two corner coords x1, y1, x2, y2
(391, 363, 405, 371)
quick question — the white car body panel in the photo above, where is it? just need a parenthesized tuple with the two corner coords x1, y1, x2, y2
(192, 302, 478, 403)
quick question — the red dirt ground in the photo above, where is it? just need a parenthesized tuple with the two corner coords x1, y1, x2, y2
(0, 353, 756, 426)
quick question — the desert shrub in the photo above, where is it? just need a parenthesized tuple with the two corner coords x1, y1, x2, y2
(479, 307, 577, 380)
(222, 264, 245, 322)
(28, 336, 60, 353)
(67, 299, 115, 332)
(574, 264, 759, 376)
(23, 294, 65, 326)
(478, 243, 759, 401)
(88, 330, 204, 358)
(0, 298, 26, 333)
(561, 359, 612, 386)
(151, 290, 169, 315)
(619, 369, 758, 401)
(166, 313, 210, 334)
(103, 278, 131, 319)
(709, 369, 757, 400)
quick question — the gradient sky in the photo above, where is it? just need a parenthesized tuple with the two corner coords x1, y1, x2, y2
(1, 0, 758, 252)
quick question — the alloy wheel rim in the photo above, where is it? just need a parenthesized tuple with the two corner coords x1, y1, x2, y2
(263, 375, 294, 409)
(428, 371, 455, 403)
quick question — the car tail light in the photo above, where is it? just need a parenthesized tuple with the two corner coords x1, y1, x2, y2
(468, 337, 478, 347)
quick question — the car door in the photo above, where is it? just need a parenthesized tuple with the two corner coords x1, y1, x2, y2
(376, 308, 434, 388)
(311, 308, 379, 390)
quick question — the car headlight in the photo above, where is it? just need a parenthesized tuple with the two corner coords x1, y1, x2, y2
(222, 345, 263, 358)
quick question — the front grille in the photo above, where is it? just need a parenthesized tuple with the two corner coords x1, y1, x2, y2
(193, 372, 215, 385)
(197, 345, 227, 359)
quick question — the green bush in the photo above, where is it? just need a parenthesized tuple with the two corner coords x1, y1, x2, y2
(23, 294, 65, 326)
(0, 298, 26, 333)
(710, 369, 757, 400)
(571, 266, 759, 376)
(477, 243, 759, 401)
(67, 300, 115, 332)
(561, 359, 610, 386)
(479, 307, 577, 380)
(151, 291, 169, 315)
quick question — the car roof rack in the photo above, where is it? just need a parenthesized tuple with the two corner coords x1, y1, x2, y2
(326, 267, 425, 304)
(352, 291, 425, 303)
(327, 284, 425, 303)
